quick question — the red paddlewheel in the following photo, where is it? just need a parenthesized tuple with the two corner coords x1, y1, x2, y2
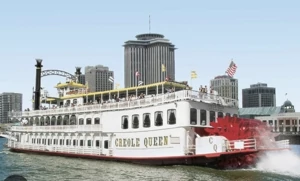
(195, 116, 279, 148)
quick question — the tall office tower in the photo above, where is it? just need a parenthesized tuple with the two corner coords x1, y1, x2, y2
(84, 65, 114, 92)
(0, 92, 22, 123)
(242, 83, 276, 108)
(78, 74, 85, 85)
(210, 75, 239, 100)
(124, 33, 176, 88)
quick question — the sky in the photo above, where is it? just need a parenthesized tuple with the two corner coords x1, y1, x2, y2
(0, 0, 299, 111)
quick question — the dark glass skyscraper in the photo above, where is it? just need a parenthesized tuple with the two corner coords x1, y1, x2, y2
(242, 83, 276, 108)
(124, 33, 176, 88)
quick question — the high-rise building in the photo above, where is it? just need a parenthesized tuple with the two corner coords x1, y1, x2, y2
(78, 74, 85, 85)
(124, 33, 176, 88)
(0, 92, 22, 123)
(242, 83, 276, 108)
(210, 75, 239, 101)
(84, 65, 114, 92)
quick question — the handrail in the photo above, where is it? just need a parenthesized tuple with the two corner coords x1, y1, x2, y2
(10, 124, 102, 133)
(9, 90, 238, 118)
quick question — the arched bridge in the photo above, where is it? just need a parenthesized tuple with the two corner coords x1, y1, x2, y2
(41, 70, 76, 80)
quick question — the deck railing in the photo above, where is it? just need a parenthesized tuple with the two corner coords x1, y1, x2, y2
(8, 142, 104, 155)
(9, 90, 238, 118)
(227, 139, 257, 151)
(10, 124, 102, 133)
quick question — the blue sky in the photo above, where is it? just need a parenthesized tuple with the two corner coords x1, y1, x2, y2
(0, 0, 299, 111)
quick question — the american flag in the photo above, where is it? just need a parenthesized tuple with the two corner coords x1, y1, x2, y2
(135, 71, 140, 77)
(226, 61, 237, 77)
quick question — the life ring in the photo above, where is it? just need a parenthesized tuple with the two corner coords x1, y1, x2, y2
(209, 137, 213, 144)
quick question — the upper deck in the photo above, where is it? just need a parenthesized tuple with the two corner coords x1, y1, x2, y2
(9, 89, 238, 118)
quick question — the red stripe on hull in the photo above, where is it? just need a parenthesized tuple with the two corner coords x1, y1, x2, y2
(9, 147, 260, 169)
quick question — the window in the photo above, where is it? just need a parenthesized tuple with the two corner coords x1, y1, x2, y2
(104, 140, 108, 149)
(143, 113, 151, 128)
(79, 118, 84, 125)
(200, 109, 206, 125)
(168, 109, 176, 125)
(190, 108, 197, 125)
(96, 140, 100, 147)
(233, 114, 238, 117)
(155, 111, 163, 126)
(132, 114, 139, 129)
(121, 116, 128, 129)
(51, 116, 56, 125)
(70, 115, 76, 125)
(94, 117, 100, 124)
(87, 140, 92, 147)
(225, 113, 231, 117)
(73, 140, 77, 146)
(86, 118, 92, 124)
(218, 112, 223, 118)
(73, 99, 77, 104)
(63, 115, 69, 125)
(80, 140, 84, 146)
(210, 111, 215, 122)
(57, 116, 62, 125)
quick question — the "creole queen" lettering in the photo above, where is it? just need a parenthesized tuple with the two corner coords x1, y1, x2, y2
(115, 136, 169, 148)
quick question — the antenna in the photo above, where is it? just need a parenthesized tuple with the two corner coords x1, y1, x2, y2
(149, 15, 151, 33)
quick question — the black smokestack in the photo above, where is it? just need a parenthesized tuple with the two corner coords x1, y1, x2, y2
(34, 59, 43, 110)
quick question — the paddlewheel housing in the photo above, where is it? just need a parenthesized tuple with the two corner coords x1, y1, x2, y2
(195, 116, 281, 169)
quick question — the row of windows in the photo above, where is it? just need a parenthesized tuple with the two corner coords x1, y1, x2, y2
(32, 138, 109, 149)
(121, 109, 176, 129)
(190, 108, 237, 125)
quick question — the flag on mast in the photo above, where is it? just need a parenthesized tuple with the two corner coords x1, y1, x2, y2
(135, 71, 140, 77)
(108, 76, 114, 83)
(226, 60, 237, 77)
(191, 71, 197, 79)
(161, 64, 166, 72)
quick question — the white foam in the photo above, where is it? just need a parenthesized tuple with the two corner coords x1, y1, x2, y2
(255, 150, 300, 177)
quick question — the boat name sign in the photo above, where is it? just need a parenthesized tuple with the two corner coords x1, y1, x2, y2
(115, 136, 169, 148)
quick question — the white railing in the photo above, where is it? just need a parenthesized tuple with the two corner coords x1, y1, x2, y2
(226, 139, 257, 151)
(10, 124, 102, 133)
(275, 140, 290, 149)
(9, 142, 103, 155)
(9, 90, 238, 118)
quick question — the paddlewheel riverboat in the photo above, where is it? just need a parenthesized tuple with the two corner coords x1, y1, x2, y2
(6, 60, 289, 169)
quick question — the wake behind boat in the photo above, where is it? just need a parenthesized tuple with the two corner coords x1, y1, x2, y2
(6, 60, 289, 169)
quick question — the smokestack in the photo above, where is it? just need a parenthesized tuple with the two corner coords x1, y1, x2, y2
(34, 59, 43, 110)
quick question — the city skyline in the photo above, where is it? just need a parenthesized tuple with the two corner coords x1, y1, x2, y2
(0, 1, 299, 111)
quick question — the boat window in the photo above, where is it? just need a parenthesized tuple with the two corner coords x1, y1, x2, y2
(210, 111, 215, 122)
(35, 117, 39, 125)
(29, 117, 34, 126)
(96, 140, 100, 147)
(200, 109, 207, 125)
(63, 115, 69, 125)
(51, 116, 56, 125)
(40, 117, 45, 126)
(168, 109, 176, 125)
(73, 99, 77, 105)
(80, 140, 84, 146)
(121, 116, 128, 129)
(45, 116, 50, 126)
(57, 116, 62, 125)
(190, 108, 197, 125)
(155, 111, 163, 126)
(79, 118, 84, 125)
(104, 140, 108, 149)
(132, 114, 139, 129)
(143, 113, 151, 128)
(218, 112, 223, 118)
(87, 140, 92, 147)
(73, 140, 77, 146)
(225, 113, 231, 117)
(70, 115, 76, 125)
(47, 139, 51, 145)
(94, 117, 100, 124)
(86, 118, 92, 125)
(233, 114, 238, 117)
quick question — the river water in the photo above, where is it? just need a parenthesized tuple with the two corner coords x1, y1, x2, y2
(1, 139, 300, 181)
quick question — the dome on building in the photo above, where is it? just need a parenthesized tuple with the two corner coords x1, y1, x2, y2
(283, 100, 293, 107)
(280, 99, 295, 113)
